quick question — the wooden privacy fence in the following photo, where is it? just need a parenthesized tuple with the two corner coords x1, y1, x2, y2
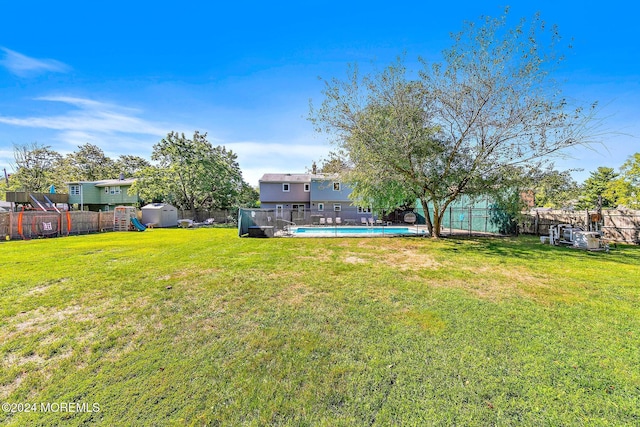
(521, 208, 640, 244)
(0, 211, 115, 240)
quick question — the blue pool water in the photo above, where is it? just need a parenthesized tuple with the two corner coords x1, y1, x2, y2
(291, 226, 426, 236)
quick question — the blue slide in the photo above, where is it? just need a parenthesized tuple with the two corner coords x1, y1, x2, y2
(130, 217, 147, 231)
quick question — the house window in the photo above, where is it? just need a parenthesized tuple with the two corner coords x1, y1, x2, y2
(70, 185, 80, 196)
(334, 204, 341, 212)
(282, 183, 290, 192)
(317, 203, 324, 212)
(357, 206, 372, 214)
(333, 182, 341, 191)
(110, 186, 121, 195)
(304, 183, 310, 192)
(105, 187, 109, 194)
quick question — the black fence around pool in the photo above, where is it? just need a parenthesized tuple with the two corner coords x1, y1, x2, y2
(238, 207, 508, 237)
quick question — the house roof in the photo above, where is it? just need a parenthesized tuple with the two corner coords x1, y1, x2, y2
(93, 179, 136, 187)
(260, 173, 311, 183)
(66, 178, 136, 187)
(259, 173, 338, 183)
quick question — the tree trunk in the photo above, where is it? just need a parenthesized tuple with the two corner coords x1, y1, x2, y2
(432, 209, 443, 238)
(420, 196, 437, 238)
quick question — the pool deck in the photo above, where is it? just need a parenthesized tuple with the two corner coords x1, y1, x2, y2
(282, 224, 431, 237)
(276, 224, 504, 238)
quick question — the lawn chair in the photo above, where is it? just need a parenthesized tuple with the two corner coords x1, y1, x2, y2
(368, 217, 374, 226)
(335, 217, 342, 225)
(319, 217, 326, 226)
(326, 217, 333, 226)
(361, 217, 367, 225)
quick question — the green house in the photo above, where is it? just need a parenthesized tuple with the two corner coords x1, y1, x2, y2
(67, 178, 140, 211)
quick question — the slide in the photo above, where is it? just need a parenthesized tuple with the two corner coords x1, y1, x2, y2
(130, 217, 147, 231)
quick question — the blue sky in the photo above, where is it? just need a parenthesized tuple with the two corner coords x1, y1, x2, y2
(0, 1, 638, 186)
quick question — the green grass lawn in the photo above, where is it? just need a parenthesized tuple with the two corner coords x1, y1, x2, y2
(1, 229, 639, 426)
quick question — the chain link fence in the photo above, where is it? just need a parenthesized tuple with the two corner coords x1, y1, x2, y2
(177, 209, 237, 225)
(238, 206, 508, 237)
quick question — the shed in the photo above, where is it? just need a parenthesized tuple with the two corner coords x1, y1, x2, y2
(141, 203, 178, 228)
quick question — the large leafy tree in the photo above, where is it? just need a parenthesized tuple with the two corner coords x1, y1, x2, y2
(613, 153, 640, 209)
(132, 131, 251, 210)
(577, 166, 619, 209)
(532, 168, 580, 208)
(66, 143, 118, 181)
(311, 11, 597, 237)
(114, 155, 152, 178)
(9, 143, 65, 192)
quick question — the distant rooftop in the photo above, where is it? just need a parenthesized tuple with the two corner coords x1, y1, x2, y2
(66, 178, 136, 187)
(259, 173, 338, 183)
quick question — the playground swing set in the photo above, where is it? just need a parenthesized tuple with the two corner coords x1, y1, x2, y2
(113, 206, 147, 232)
(5, 188, 148, 239)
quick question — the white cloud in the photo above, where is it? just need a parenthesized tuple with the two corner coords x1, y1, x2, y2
(0, 47, 70, 77)
(0, 95, 332, 186)
(0, 150, 13, 171)
(226, 140, 331, 186)
(226, 141, 329, 159)
(0, 96, 169, 139)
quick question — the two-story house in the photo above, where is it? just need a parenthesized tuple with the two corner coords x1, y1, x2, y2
(259, 172, 366, 223)
(308, 175, 358, 217)
(67, 178, 140, 211)
(259, 173, 315, 222)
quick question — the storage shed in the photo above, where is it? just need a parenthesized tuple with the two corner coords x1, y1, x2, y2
(141, 203, 178, 228)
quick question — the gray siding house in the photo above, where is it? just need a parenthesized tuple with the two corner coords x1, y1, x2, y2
(259, 173, 314, 221)
(309, 176, 359, 218)
(259, 172, 366, 223)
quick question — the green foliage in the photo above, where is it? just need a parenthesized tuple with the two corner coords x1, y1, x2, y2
(314, 154, 351, 174)
(489, 190, 526, 234)
(114, 155, 151, 178)
(0, 170, 8, 200)
(532, 168, 580, 208)
(1, 231, 639, 425)
(578, 166, 620, 209)
(9, 143, 65, 192)
(66, 143, 117, 181)
(616, 153, 640, 209)
(236, 183, 260, 208)
(311, 10, 597, 237)
(5, 137, 256, 210)
(132, 131, 252, 210)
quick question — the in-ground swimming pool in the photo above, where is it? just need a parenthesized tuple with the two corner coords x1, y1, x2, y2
(290, 226, 427, 237)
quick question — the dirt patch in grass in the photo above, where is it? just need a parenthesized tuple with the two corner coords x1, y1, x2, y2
(429, 265, 579, 303)
(11, 305, 84, 335)
(157, 268, 222, 281)
(295, 248, 334, 263)
(272, 283, 317, 306)
(266, 283, 332, 308)
(3, 353, 45, 367)
(380, 249, 443, 270)
(25, 278, 69, 296)
(0, 373, 25, 400)
(344, 255, 367, 264)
